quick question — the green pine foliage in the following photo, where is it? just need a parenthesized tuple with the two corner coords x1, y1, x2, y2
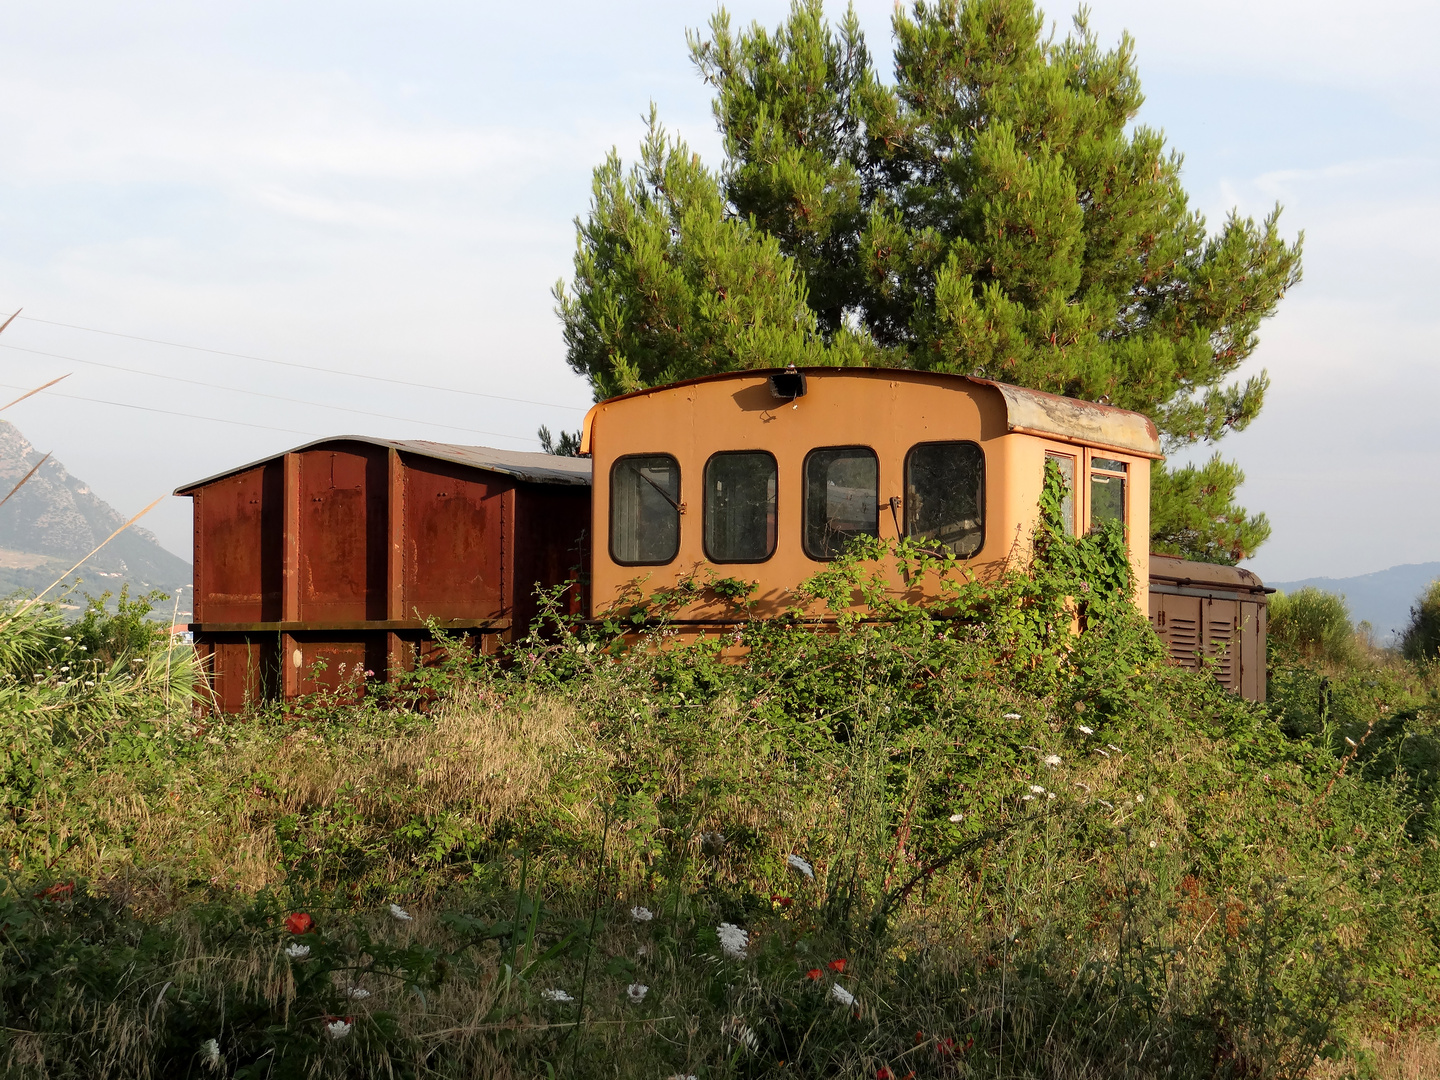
(558, 0, 1302, 561)
(1402, 579, 1440, 663)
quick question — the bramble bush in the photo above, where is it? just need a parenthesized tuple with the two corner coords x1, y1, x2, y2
(2, 472, 1439, 1077)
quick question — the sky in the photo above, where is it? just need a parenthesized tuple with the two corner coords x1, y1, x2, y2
(0, 0, 1435, 582)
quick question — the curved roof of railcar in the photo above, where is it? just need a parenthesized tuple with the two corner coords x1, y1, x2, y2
(175, 437, 593, 495)
(580, 368, 1162, 459)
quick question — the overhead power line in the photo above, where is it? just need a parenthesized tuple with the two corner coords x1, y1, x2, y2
(0, 380, 323, 438)
(7, 311, 588, 412)
(0, 342, 536, 445)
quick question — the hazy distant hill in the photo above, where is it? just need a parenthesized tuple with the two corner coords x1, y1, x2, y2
(1268, 562, 1440, 643)
(0, 419, 191, 611)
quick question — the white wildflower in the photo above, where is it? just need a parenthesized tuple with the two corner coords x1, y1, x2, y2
(948, 812, 964, 823)
(1043, 754, 1062, 768)
(199, 1038, 221, 1066)
(717, 923, 749, 959)
(1135, 794, 1145, 803)
(85, 680, 95, 687)
(1022, 794, 1035, 802)
(284, 943, 310, 960)
(1149, 840, 1158, 849)
(324, 1019, 352, 1040)
(1047, 792, 1057, 800)
(541, 988, 575, 1003)
(631, 905, 654, 922)
(787, 854, 814, 879)
(1078, 725, 1094, 735)
(63, 637, 72, 642)
(1029, 785, 1046, 794)
(830, 983, 856, 1007)
(1003, 712, 1021, 720)
(388, 903, 413, 921)
(346, 987, 371, 1000)
(626, 982, 649, 1004)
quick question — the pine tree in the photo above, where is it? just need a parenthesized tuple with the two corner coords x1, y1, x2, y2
(556, 0, 1301, 562)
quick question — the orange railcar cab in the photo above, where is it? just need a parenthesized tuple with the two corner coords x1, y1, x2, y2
(581, 367, 1161, 625)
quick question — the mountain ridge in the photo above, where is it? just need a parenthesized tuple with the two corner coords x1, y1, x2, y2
(1268, 561, 1440, 643)
(0, 419, 192, 610)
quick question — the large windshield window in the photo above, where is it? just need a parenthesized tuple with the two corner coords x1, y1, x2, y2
(610, 455, 681, 564)
(906, 442, 984, 557)
(804, 447, 879, 559)
(704, 452, 777, 563)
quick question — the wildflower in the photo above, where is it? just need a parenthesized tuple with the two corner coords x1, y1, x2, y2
(1022, 794, 1035, 801)
(771, 895, 793, 908)
(541, 988, 575, 1003)
(948, 812, 963, 823)
(324, 1017, 353, 1040)
(364, 669, 374, 677)
(63, 637, 72, 642)
(826, 958, 847, 973)
(830, 983, 856, 1007)
(1078, 725, 1094, 735)
(1043, 754, 1062, 767)
(1002, 712, 1021, 720)
(199, 1038, 221, 1067)
(717, 923, 749, 959)
(805, 968, 823, 980)
(1135, 794, 1145, 803)
(1149, 840, 1157, 849)
(626, 982, 649, 1004)
(630, 905, 654, 922)
(346, 986, 371, 1000)
(284, 911, 314, 935)
(1047, 792, 1056, 800)
(388, 903, 413, 922)
(787, 853, 815, 879)
(84, 680, 95, 687)
(1029, 785, 1046, 794)
(285, 943, 311, 960)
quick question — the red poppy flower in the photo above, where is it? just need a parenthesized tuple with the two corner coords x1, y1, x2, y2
(827, 958, 847, 973)
(914, 1030, 925, 1044)
(284, 912, 315, 935)
(877, 1069, 893, 1079)
(805, 968, 823, 981)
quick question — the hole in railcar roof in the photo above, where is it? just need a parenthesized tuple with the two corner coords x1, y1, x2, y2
(768, 371, 807, 401)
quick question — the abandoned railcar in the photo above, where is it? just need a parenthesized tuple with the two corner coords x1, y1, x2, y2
(581, 367, 1162, 623)
(182, 369, 1268, 711)
(176, 438, 588, 712)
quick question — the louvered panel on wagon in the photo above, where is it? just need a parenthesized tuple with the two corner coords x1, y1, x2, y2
(1148, 555, 1271, 702)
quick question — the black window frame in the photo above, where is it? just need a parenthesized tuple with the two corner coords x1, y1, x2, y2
(609, 453, 683, 567)
(702, 450, 779, 565)
(903, 439, 987, 558)
(802, 444, 880, 562)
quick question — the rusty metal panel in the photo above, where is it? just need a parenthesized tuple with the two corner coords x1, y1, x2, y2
(1149, 581, 1268, 702)
(297, 447, 387, 622)
(401, 454, 505, 622)
(287, 636, 383, 701)
(512, 485, 591, 633)
(204, 637, 278, 713)
(192, 463, 282, 624)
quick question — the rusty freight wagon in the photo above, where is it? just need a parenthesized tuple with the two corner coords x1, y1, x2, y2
(177, 439, 588, 712)
(182, 369, 1268, 710)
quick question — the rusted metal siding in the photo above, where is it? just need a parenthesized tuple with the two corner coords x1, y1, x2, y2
(400, 454, 504, 621)
(1148, 555, 1270, 702)
(181, 439, 590, 714)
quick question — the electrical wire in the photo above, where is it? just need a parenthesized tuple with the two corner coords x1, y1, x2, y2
(0, 341, 537, 445)
(0, 380, 323, 438)
(6, 311, 589, 412)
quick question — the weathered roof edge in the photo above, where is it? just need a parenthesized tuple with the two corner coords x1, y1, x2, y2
(579, 368, 1162, 459)
(174, 436, 592, 495)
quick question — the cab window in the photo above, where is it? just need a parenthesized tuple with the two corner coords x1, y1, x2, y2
(804, 447, 878, 559)
(611, 454, 681, 564)
(704, 451, 777, 563)
(906, 442, 984, 556)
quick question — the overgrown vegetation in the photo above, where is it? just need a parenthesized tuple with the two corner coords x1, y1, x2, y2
(3, 482, 1439, 1078)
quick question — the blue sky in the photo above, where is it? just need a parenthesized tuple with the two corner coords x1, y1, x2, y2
(0, 0, 1435, 581)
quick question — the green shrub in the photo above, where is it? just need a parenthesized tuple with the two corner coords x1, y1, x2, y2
(1269, 586, 1356, 667)
(1401, 579, 1440, 663)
